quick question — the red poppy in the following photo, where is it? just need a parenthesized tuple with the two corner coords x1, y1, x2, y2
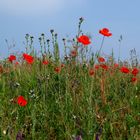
(71, 50, 77, 57)
(89, 69, 94, 76)
(120, 66, 130, 74)
(94, 64, 100, 70)
(131, 77, 137, 83)
(0, 65, 3, 73)
(15, 62, 19, 65)
(77, 35, 91, 45)
(23, 53, 34, 64)
(132, 68, 139, 76)
(98, 57, 105, 63)
(99, 28, 112, 37)
(114, 63, 119, 68)
(61, 64, 65, 68)
(8, 55, 16, 63)
(17, 96, 27, 107)
(43, 60, 49, 65)
(54, 67, 61, 73)
(100, 64, 109, 70)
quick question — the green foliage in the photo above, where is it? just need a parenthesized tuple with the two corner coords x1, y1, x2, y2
(0, 18, 140, 139)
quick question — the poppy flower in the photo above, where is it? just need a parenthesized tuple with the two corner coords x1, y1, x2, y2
(17, 96, 27, 107)
(132, 68, 139, 76)
(114, 63, 119, 68)
(0, 65, 3, 73)
(8, 55, 16, 63)
(131, 77, 137, 83)
(43, 60, 49, 65)
(89, 69, 94, 76)
(94, 64, 100, 70)
(98, 57, 105, 63)
(54, 67, 61, 73)
(15, 62, 19, 65)
(120, 66, 130, 74)
(71, 50, 77, 57)
(23, 53, 34, 64)
(61, 64, 65, 68)
(77, 35, 91, 45)
(100, 64, 109, 70)
(99, 28, 112, 37)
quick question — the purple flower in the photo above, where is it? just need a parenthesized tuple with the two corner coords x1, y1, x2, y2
(16, 131, 25, 140)
(75, 135, 82, 140)
(98, 127, 102, 135)
(95, 134, 100, 140)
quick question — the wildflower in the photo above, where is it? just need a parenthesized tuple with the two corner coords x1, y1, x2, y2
(95, 127, 102, 140)
(132, 68, 139, 76)
(77, 35, 91, 45)
(30, 36, 34, 39)
(50, 29, 54, 34)
(0, 65, 3, 73)
(71, 50, 77, 57)
(54, 67, 61, 73)
(94, 64, 100, 70)
(3, 130, 6, 135)
(38, 37, 42, 41)
(99, 28, 112, 37)
(95, 134, 99, 140)
(61, 64, 65, 68)
(55, 33, 58, 37)
(89, 69, 94, 76)
(62, 38, 66, 42)
(47, 39, 50, 43)
(75, 135, 82, 140)
(41, 33, 45, 36)
(14, 82, 20, 88)
(131, 77, 137, 83)
(120, 66, 130, 74)
(17, 96, 27, 107)
(98, 57, 105, 63)
(43, 60, 49, 65)
(23, 53, 34, 64)
(79, 17, 84, 23)
(100, 64, 109, 70)
(16, 131, 25, 140)
(8, 55, 16, 63)
(15, 62, 19, 65)
(114, 63, 119, 68)
(64, 55, 69, 61)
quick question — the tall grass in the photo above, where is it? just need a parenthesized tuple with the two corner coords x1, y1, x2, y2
(0, 18, 140, 140)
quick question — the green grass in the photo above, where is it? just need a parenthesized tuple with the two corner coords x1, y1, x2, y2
(0, 18, 140, 140)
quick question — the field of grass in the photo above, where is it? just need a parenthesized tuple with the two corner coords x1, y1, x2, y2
(0, 18, 140, 140)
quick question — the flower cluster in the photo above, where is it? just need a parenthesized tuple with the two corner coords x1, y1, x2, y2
(17, 96, 27, 107)
(23, 53, 34, 64)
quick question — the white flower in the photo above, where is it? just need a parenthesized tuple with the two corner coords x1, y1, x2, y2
(3, 130, 6, 135)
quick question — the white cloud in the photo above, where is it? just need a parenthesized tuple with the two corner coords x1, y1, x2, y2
(0, 0, 85, 16)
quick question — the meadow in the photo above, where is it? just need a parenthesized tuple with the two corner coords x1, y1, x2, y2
(0, 18, 140, 140)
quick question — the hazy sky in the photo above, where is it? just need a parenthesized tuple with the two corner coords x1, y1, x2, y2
(0, 0, 140, 60)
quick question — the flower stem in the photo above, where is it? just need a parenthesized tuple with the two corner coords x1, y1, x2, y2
(98, 36, 105, 57)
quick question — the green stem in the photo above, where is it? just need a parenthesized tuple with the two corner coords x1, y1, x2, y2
(98, 36, 105, 57)
(94, 36, 105, 64)
(118, 41, 121, 62)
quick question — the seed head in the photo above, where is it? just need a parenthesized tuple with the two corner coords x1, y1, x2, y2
(47, 39, 50, 43)
(79, 17, 84, 22)
(55, 33, 58, 37)
(38, 37, 42, 41)
(50, 29, 54, 34)
(41, 33, 45, 36)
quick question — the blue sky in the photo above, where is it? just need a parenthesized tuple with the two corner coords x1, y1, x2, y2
(0, 0, 140, 60)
